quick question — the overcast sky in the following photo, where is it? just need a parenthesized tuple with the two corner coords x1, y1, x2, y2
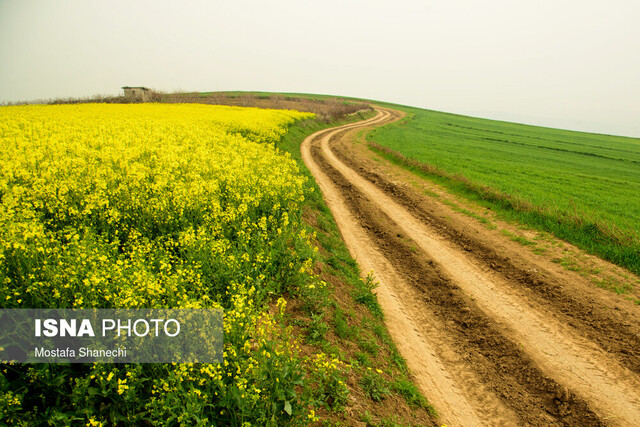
(1, 0, 639, 137)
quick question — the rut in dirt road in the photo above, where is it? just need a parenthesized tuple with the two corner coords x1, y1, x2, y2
(301, 108, 640, 426)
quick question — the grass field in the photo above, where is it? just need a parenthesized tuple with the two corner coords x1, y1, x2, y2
(367, 105, 640, 274)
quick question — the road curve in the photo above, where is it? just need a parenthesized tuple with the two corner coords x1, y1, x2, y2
(301, 108, 640, 426)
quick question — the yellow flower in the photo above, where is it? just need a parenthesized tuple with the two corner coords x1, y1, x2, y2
(86, 418, 103, 427)
(0, 102, 326, 422)
(117, 378, 129, 394)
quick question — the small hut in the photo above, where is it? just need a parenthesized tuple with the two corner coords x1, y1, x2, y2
(122, 86, 151, 101)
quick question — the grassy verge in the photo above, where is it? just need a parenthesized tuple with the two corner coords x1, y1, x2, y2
(278, 113, 438, 425)
(366, 105, 640, 276)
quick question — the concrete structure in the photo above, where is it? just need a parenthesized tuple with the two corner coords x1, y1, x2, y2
(122, 86, 151, 101)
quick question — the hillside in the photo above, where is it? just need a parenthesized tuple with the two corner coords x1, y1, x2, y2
(0, 101, 437, 426)
(366, 104, 640, 276)
(6, 92, 639, 425)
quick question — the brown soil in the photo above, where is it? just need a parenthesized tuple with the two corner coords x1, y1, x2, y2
(165, 92, 372, 121)
(301, 108, 640, 426)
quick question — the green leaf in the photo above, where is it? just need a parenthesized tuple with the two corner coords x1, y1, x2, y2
(284, 400, 292, 415)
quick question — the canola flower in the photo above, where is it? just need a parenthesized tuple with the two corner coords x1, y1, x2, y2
(0, 103, 312, 309)
(0, 103, 339, 425)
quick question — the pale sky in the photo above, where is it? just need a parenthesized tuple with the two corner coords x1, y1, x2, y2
(1, 0, 639, 137)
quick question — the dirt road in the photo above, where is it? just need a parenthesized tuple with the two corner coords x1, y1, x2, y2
(301, 108, 640, 426)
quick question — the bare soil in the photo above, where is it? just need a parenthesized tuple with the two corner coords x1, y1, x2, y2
(301, 108, 640, 426)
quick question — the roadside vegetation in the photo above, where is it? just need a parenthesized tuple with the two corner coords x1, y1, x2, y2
(366, 105, 640, 276)
(277, 112, 437, 425)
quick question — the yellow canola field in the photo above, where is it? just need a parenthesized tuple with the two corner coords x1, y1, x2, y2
(0, 104, 332, 425)
(0, 103, 313, 308)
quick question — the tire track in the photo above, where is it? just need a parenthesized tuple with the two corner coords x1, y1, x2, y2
(335, 141, 640, 377)
(301, 108, 640, 426)
(302, 110, 517, 426)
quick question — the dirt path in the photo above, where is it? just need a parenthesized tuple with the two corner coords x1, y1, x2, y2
(301, 108, 640, 426)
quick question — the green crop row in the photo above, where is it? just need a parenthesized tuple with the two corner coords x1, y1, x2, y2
(368, 105, 640, 275)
